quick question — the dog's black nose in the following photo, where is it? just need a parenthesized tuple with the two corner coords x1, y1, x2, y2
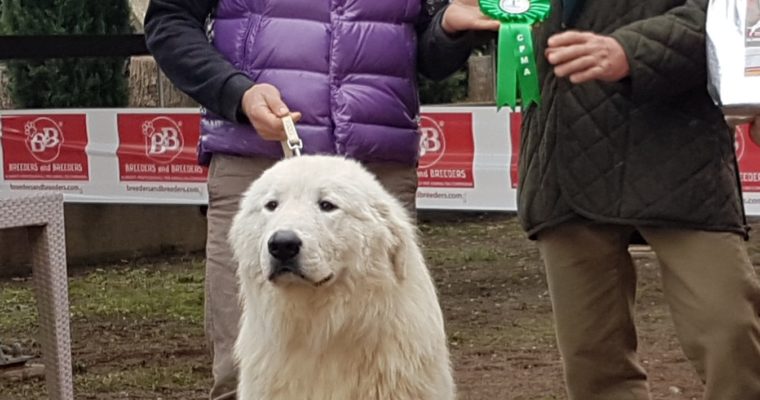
(268, 230, 302, 261)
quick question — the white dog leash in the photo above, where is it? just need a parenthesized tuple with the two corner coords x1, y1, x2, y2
(280, 114, 303, 158)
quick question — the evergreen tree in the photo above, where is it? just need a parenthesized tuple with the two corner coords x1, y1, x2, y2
(418, 69, 469, 105)
(0, 0, 132, 108)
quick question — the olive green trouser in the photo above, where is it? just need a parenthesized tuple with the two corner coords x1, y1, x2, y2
(204, 154, 419, 400)
(536, 222, 760, 400)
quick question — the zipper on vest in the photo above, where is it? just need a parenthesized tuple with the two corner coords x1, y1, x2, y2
(240, 15, 257, 65)
(328, 0, 339, 136)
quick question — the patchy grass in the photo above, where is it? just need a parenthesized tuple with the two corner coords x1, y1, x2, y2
(4, 214, 759, 399)
(74, 364, 204, 393)
(0, 257, 209, 400)
(9, 362, 207, 400)
(0, 260, 204, 335)
(0, 286, 37, 334)
(67, 263, 204, 324)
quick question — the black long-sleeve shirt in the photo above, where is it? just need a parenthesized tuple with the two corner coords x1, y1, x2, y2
(144, 0, 478, 123)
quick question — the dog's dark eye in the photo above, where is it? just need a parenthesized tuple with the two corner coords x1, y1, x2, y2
(264, 200, 278, 211)
(319, 200, 337, 212)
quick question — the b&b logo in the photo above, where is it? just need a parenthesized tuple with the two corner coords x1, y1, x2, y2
(116, 113, 206, 182)
(24, 117, 63, 163)
(142, 116, 184, 164)
(736, 126, 747, 161)
(416, 112, 475, 188)
(1, 114, 89, 181)
(419, 116, 446, 168)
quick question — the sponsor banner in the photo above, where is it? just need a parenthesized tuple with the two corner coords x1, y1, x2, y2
(0, 109, 208, 205)
(414, 107, 516, 212)
(1, 114, 89, 181)
(417, 113, 476, 188)
(2, 108, 760, 217)
(739, 120, 760, 215)
(736, 123, 760, 192)
(116, 114, 207, 182)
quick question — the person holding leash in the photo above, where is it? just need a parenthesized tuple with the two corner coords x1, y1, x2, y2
(518, 0, 760, 399)
(144, 0, 495, 398)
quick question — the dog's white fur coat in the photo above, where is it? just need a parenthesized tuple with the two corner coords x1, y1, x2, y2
(228, 155, 455, 400)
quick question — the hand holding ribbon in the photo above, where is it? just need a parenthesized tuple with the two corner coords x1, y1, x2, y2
(442, 0, 501, 34)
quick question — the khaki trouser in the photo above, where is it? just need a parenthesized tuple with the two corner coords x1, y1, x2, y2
(204, 154, 419, 400)
(536, 222, 760, 400)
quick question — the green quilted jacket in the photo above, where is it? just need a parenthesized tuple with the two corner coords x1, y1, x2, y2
(518, 0, 749, 239)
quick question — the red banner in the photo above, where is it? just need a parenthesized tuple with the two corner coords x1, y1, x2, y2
(736, 123, 760, 192)
(509, 112, 522, 188)
(116, 114, 207, 182)
(417, 113, 475, 188)
(1, 114, 89, 181)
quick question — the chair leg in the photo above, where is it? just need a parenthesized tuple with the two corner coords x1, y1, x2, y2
(29, 209, 74, 400)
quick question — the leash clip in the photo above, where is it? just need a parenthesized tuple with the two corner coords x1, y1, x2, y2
(281, 114, 303, 158)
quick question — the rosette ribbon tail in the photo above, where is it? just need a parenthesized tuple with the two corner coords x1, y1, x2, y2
(479, 0, 551, 110)
(497, 22, 540, 110)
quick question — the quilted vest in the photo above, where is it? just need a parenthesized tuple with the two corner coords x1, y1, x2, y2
(198, 0, 423, 166)
(518, 0, 748, 239)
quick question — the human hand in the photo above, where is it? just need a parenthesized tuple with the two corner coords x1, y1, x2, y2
(545, 30, 630, 84)
(240, 83, 302, 141)
(441, 0, 501, 35)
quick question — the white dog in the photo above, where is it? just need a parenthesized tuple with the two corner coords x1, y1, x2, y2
(228, 155, 455, 400)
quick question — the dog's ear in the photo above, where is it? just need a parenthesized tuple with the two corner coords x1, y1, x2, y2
(228, 201, 260, 281)
(374, 198, 420, 282)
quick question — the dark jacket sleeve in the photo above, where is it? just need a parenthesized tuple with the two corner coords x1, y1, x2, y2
(609, 0, 708, 101)
(417, 2, 486, 81)
(144, 0, 253, 123)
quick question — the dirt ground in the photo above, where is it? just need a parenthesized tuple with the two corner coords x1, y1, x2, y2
(3, 213, 760, 399)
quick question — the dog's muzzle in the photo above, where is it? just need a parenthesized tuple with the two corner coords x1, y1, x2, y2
(266, 230, 333, 286)
(268, 230, 303, 280)
(268, 230, 301, 261)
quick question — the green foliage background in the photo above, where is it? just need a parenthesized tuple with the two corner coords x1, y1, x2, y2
(419, 42, 493, 105)
(419, 68, 469, 105)
(0, 0, 132, 108)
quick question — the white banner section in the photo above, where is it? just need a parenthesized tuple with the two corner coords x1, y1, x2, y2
(2, 107, 760, 215)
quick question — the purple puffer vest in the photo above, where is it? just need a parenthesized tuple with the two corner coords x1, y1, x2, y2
(198, 0, 423, 166)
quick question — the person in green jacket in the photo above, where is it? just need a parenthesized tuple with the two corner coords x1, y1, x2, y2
(518, 0, 760, 398)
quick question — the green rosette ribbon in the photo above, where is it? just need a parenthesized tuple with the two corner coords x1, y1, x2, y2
(479, 0, 551, 109)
